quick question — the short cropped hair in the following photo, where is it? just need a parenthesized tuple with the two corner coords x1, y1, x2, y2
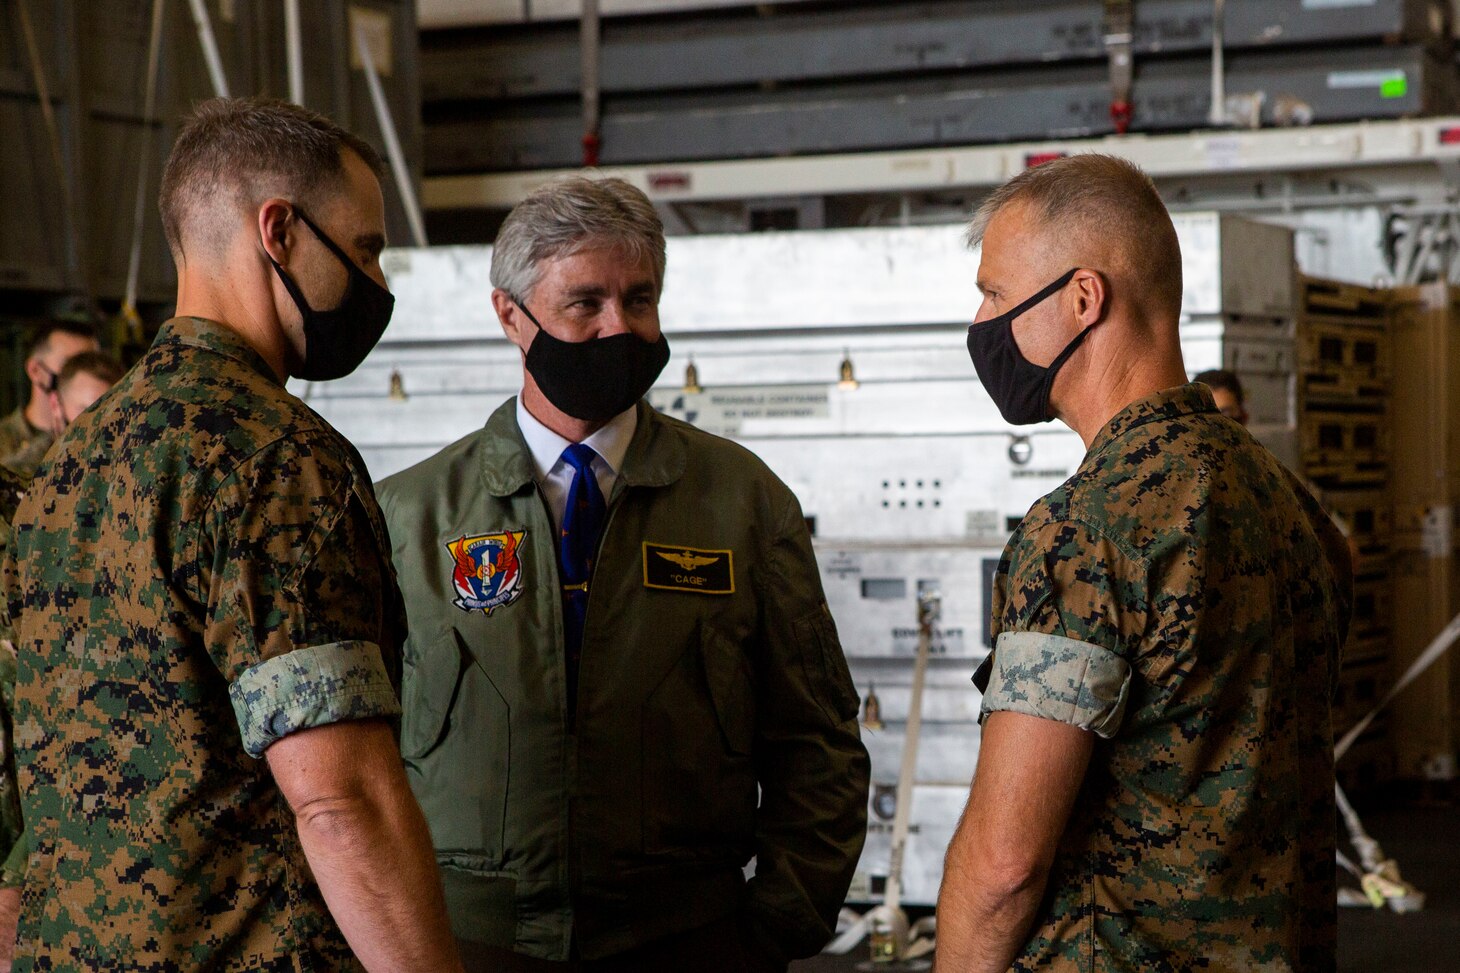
(967, 154, 1182, 319)
(490, 177, 666, 302)
(159, 97, 383, 260)
(25, 321, 99, 361)
(58, 351, 124, 390)
(1193, 368, 1244, 403)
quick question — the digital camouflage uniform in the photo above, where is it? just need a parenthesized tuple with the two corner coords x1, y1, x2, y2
(0, 465, 27, 888)
(0, 410, 48, 480)
(2, 317, 404, 971)
(977, 384, 1352, 973)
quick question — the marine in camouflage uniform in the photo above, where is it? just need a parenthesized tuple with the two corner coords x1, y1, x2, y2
(0, 464, 27, 889)
(0, 412, 48, 481)
(937, 154, 1353, 973)
(976, 384, 1353, 970)
(1, 316, 404, 970)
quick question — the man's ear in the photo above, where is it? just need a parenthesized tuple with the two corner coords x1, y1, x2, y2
(1072, 270, 1109, 327)
(23, 357, 50, 390)
(492, 289, 526, 347)
(258, 198, 297, 267)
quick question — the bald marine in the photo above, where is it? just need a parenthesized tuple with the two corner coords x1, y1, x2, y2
(962, 153, 1187, 442)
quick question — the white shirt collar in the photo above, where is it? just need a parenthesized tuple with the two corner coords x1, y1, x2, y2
(515, 395, 638, 481)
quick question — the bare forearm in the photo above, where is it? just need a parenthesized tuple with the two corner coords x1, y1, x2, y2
(0, 885, 17, 971)
(297, 784, 462, 972)
(935, 830, 1046, 972)
(934, 713, 1093, 972)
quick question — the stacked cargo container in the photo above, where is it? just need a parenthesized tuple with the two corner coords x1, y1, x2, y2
(421, 0, 1458, 176)
(1298, 277, 1396, 792)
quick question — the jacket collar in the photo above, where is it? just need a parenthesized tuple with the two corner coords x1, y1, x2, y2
(1086, 383, 1218, 459)
(479, 399, 685, 498)
(157, 316, 279, 385)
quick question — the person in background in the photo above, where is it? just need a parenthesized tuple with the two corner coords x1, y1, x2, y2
(377, 176, 869, 972)
(3, 97, 462, 972)
(936, 154, 1353, 972)
(2, 352, 124, 477)
(0, 323, 99, 476)
(1194, 366, 1357, 562)
(1193, 367, 1249, 424)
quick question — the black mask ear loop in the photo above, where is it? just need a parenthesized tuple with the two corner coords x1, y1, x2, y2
(515, 299, 544, 331)
(295, 209, 357, 268)
(266, 207, 365, 308)
(1038, 271, 1105, 399)
(999, 267, 1080, 329)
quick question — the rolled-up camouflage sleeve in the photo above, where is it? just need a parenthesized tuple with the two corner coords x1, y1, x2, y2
(230, 639, 399, 758)
(200, 436, 402, 756)
(978, 518, 1147, 738)
(979, 631, 1130, 738)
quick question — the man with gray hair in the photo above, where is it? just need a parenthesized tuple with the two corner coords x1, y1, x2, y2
(935, 155, 1351, 971)
(5, 97, 462, 971)
(378, 176, 869, 971)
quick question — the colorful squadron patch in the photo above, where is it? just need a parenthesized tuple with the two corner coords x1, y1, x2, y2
(447, 530, 526, 615)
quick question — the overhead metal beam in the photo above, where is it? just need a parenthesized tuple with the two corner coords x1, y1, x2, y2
(418, 0, 827, 29)
(423, 115, 1460, 210)
(421, 0, 1434, 102)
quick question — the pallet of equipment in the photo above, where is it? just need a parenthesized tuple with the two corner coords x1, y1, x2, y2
(1304, 463, 1389, 490)
(1319, 489, 1391, 545)
(1300, 410, 1389, 469)
(1335, 655, 1391, 734)
(1350, 549, 1391, 581)
(1299, 371, 1389, 404)
(1298, 320, 1388, 377)
(1343, 634, 1391, 667)
(1349, 578, 1393, 639)
(1300, 277, 1392, 322)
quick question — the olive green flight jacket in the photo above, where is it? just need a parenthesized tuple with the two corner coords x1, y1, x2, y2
(377, 399, 869, 963)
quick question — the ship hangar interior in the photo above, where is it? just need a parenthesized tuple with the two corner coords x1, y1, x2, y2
(2, 2, 1460, 971)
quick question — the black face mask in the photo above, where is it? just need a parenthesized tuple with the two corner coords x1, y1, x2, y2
(268, 208, 395, 381)
(966, 267, 1096, 425)
(517, 301, 670, 422)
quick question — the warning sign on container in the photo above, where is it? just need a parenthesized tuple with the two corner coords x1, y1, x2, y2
(651, 384, 831, 436)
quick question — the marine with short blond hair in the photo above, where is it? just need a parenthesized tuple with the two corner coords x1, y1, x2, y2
(936, 155, 1352, 972)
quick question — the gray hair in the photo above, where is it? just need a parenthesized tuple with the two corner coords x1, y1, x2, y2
(490, 176, 666, 302)
(964, 154, 1182, 317)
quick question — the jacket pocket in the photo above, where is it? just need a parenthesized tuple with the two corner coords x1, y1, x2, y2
(400, 627, 467, 761)
(793, 603, 860, 724)
(437, 853, 519, 947)
(640, 624, 757, 855)
(700, 623, 755, 757)
(403, 628, 512, 859)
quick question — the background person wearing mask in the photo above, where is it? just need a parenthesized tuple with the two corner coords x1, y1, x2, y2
(377, 176, 869, 973)
(3, 97, 462, 972)
(0, 323, 99, 476)
(2, 351, 124, 477)
(935, 155, 1352, 972)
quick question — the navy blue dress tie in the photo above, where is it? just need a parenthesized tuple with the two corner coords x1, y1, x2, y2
(558, 443, 607, 720)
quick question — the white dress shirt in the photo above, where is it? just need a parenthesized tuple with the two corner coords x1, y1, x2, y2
(515, 396, 638, 532)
